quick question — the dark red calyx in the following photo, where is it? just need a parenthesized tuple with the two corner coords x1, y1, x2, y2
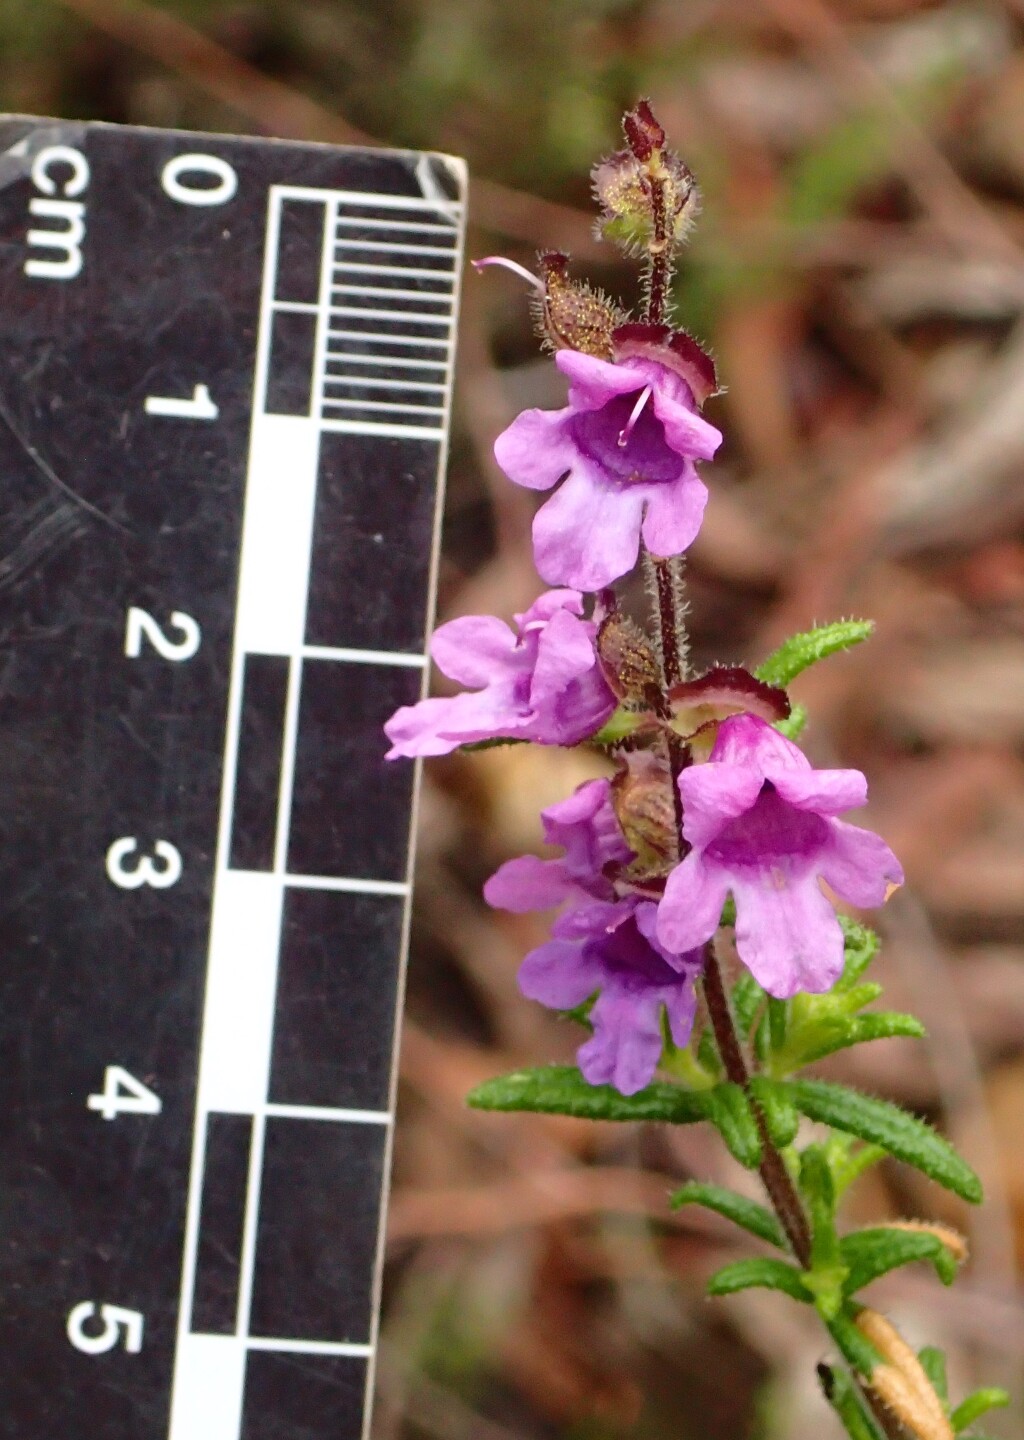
(611, 322, 719, 405)
(668, 667, 790, 739)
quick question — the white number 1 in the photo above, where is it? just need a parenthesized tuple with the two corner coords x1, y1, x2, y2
(87, 1066, 162, 1121)
(144, 384, 218, 421)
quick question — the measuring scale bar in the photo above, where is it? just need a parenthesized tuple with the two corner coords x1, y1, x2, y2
(0, 119, 465, 1440)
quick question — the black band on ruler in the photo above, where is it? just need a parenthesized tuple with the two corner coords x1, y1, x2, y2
(0, 117, 464, 1440)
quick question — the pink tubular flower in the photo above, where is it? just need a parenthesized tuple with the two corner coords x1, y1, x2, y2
(483, 778, 632, 913)
(521, 899, 702, 1095)
(485, 791, 702, 1095)
(656, 714, 903, 999)
(384, 590, 615, 759)
(493, 349, 722, 591)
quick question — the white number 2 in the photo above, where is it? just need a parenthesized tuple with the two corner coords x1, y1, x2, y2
(105, 838, 182, 890)
(67, 1302, 144, 1355)
(87, 1066, 162, 1121)
(125, 607, 200, 662)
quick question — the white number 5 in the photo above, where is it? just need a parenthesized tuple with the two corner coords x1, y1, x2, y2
(67, 1302, 144, 1355)
(125, 607, 200, 662)
(105, 838, 182, 890)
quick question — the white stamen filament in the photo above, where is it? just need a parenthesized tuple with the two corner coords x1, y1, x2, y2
(617, 386, 653, 448)
(471, 256, 546, 294)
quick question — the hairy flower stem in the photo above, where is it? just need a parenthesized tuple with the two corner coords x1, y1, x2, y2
(702, 941, 813, 1266)
(642, 158, 673, 329)
(654, 557, 686, 687)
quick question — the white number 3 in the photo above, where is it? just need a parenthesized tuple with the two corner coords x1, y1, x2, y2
(105, 838, 182, 890)
(67, 1302, 144, 1355)
(125, 607, 200, 662)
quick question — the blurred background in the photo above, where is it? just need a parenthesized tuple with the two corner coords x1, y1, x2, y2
(6, 0, 1024, 1434)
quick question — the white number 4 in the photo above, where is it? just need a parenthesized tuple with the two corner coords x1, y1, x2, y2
(67, 1301, 144, 1354)
(87, 1066, 162, 1121)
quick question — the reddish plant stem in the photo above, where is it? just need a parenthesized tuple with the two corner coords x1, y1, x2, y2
(643, 163, 672, 327)
(701, 942, 813, 1267)
(654, 557, 683, 688)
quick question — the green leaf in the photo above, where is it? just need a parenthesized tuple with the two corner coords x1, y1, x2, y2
(708, 1082, 763, 1168)
(836, 920, 879, 990)
(797, 1012, 926, 1066)
(697, 1024, 723, 1076)
(818, 1364, 888, 1440)
(789, 1080, 983, 1204)
(732, 971, 765, 1034)
(590, 707, 646, 746)
(801, 1147, 838, 1254)
(827, 1138, 889, 1199)
(917, 1347, 948, 1402)
(467, 1066, 712, 1125)
(670, 1182, 785, 1249)
(749, 1076, 799, 1148)
(840, 1227, 959, 1297)
(950, 1389, 1010, 1434)
(707, 1257, 811, 1304)
(774, 703, 807, 740)
(755, 620, 874, 689)
(828, 1310, 882, 1380)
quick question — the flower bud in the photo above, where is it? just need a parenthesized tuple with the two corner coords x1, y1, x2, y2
(623, 99, 665, 162)
(611, 748, 679, 880)
(592, 101, 701, 256)
(596, 610, 662, 709)
(532, 251, 625, 359)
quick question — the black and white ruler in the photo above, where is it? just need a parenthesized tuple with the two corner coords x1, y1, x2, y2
(0, 117, 464, 1439)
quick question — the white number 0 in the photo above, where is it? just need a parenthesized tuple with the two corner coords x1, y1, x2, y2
(105, 838, 182, 890)
(67, 1302, 144, 1355)
(125, 607, 200, 662)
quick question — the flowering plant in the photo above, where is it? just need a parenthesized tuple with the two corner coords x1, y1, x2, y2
(387, 102, 1007, 1440)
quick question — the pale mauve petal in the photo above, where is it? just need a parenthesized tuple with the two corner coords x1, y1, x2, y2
(483, 854, 573, 912)
(429, 614, 517, 687)
(532, 465, 646, 590)
(656, 853, 730, 955)
(664, 976, 699, 1049)
(819, 820, 904, 907)
(731, 867, 845, 998)
(493, 406, 577, 491)
(639, 466, 708, 558)
(578, 990, 665, 1095)
(678, 763, 763, 849)
(555, 348, 650, 409)
(383, 682, 523, 758)
(515, 588, 585, 628)
(711, 713, 810, 774)
(529, 608, 600, 710)
(770, 767, 867, 816)
(518, 939, 603, 1010)
(650, 387, 722, 460)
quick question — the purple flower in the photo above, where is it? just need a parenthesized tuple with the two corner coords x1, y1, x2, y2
(483, 778, 632, 913)
(493, 349, 722, 591)
(518, 899, 703, 1095)
(384, 590, 615, 758)
(656, 714, 904, 999)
